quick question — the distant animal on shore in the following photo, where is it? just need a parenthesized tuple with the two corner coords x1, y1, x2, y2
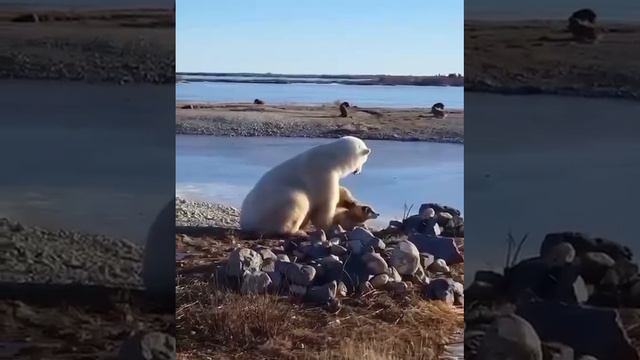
(568, 8, 599, 42)
(240, 136, 371, 236)
(339, 101, 351, 117)
(431, 102, 447, 119)
(333, 204, 379, 230)
(254, 99, 265, 105)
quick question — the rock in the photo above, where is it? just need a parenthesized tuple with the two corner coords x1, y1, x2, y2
(506, 257, 581, 303)
(118, 332, 176, 360)
(422, 218, 441, 236)
(320, 256, 343, 283)
(573, 275, 589, 303)
(423, 278, 455, 304)
(257, 248, 277, 261)
(362, 253, 388, 275)
(388, 281, 409, 294)
(541, 342, 574, 360)
(241, 271, 272, 294)
(261, 258, 276, 273)
(453, 281, 464, 306)
(266, 270, 283, 293)
(289, 284, 307, 298)
(408, 234, 463, 265)
(516, 302, 639, 360)
(420, 252, 436, 269)
(370, 274, 390, 289)
(299, 243, 330, 260)
(429, 258, 450, 273)
(542, 242, 576, 268)
(275, 261, 316, 286)
(476, 313, 542, 360)
(330, 244, 348, 257)
(409, 264, 429, 284)
(541, 232, 632, 262)
(386, 266, 402, 282)
(348, 227, 385, 250)
(346, 240, 364, 254)
(277, 254, 290, 262)
(580, 252, 616, 284)
(305, 281, 337, 305)
(226, 248, 262, 278)
(308, 230, 327, 244)
(390, 240, 420, 275)
(335, 281, 348, 297)
(438, 211, 453, 221)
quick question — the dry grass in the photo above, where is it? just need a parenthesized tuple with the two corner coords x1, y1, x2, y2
(176, 274, 462, 360)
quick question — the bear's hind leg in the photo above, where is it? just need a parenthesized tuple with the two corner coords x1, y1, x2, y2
(273, 190, 310, 235)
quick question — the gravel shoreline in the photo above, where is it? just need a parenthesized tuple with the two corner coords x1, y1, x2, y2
(176, 197, 240, 228)
(176, 103, 465, 143)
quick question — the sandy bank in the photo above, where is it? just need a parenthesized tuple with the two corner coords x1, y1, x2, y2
(176, 102, 464, 143)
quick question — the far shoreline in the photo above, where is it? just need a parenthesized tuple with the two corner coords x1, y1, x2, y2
(176, 102, 464, 144)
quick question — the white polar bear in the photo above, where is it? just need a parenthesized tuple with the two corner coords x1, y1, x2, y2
(240, 136, 371, 235)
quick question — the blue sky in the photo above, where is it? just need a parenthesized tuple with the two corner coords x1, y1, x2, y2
(177, 0, 463, 75)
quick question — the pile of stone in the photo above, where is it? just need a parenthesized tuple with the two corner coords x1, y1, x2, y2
(465, 232, 640, 360)
(211, 203, 464, 308)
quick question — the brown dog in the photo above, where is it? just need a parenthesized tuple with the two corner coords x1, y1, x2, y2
(332, 204, 379, 230)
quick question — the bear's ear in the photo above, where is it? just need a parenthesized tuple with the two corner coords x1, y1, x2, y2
(360, 148, 371, 156)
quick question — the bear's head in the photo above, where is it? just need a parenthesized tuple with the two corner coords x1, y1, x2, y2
(334, 136, 371, 177)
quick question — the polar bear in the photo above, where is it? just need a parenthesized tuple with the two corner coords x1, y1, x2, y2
(240, 136, 371, 235)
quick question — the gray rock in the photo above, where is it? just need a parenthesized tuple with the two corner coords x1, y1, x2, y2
(277, 254, 290, 262)
(388, 280, 409, 294)
(257, 248, 278, 261)
(309, 229, 327, 244)
(420, 252, 435, 269)
(261, 258, 276, 273)
(477, 313, 543, 360)
(266, 270, 283, 293)
(118, 332, 176, 360)
(337, 281, 348, 297)
(349, 227, 385, 251)
(541, 242, 576, 268)
(226, 248, 262, 278)
(299, 243, 330, 260)
(429, 258, 450, 273)
(390, 240, 420, 275)
(362, 252, 388, 275)
(408, 234, 463, 265)
(423, 278, 455, 304)
(409, 264, 429, 285)
(289, 284, 307, 297)
(386, 266, 403, 282)
(453, 281, 464, 306)
(330, 244, 348, 257)
(541, 342, 574, 360)
(370, 274, 390, 289)
(516, 302, 639, 360)
(346, 240, 364, 254)
(306, 281, 338, 305)
(241, 271, 272, 294)
(580, 252, 616, 283)
(275, 261, 316, 286)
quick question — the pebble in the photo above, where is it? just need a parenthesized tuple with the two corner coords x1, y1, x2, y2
(330, 244, 348, 257)
(388, 281, 409, 294)
(390, 240, 420, 275)
(423, 278, 455, 304)
(306, 281, 338, 305)
(370, 274, 390, 289)
(276, 261, 316, 286)
(429, 258, 450, 273)
(226, 248, 262, 278)
(362, 252, 389, 275)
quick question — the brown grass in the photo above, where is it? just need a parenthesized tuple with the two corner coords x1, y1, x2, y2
(177, 275, 462, 360)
